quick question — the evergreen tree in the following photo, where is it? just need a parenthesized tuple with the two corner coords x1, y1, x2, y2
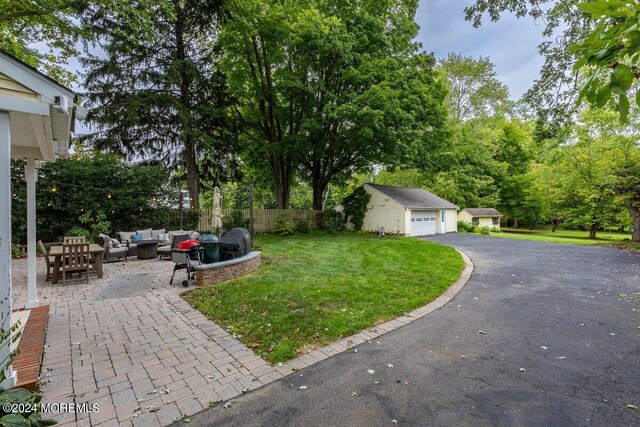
(81, 0, 236, 209)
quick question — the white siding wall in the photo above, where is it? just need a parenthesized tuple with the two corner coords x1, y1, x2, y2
(479, 217, 498, 228)
(458, 211, 500, 229)
(445, 209, 458, 232)
(0, 73, 38, 100)
(363, 184, 407, 234)
(458, 210, 472, 223)
(404, 209, 411, 235)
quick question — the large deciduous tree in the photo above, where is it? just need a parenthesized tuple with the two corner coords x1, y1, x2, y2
(437, 53, 510, 121)
(0, 0, 87, 84)
(220, 0, 447, 209)
(537, 108, 639, 239)
(572, 1, 640, 122)
(464, 0, 593, 125)
(81, 0, 235, 209)
(464, 0, 640, 123)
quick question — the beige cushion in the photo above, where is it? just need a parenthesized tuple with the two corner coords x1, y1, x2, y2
(168, 230, 183, 241)
(190, 231, 200, 240)
(99, 233, 112, 248)
(152, 228, 166, 239)
(118, 231, 136, 243)
(137, 228, 153, 239)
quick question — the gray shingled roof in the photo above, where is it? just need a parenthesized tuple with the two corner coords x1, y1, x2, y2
(462, 208, 502, 217)
(366, 184, 458, 209)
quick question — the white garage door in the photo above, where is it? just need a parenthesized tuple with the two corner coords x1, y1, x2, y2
(410, 210, 437, 236)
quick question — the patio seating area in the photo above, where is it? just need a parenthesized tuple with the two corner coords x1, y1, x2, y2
(11, 256, 293, 426)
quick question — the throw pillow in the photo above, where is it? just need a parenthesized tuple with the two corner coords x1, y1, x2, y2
(152, 228, 166, 240)
(110, 238, 121, 248)
(190, 231, 201, 240)
(131, 234, 143, 242)
(158, 233, 170, 242)
(137, 228, 153, 239)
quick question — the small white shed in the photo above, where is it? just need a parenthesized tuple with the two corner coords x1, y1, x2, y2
(362, 184, 458, 236)
(458, 208, 503, 229)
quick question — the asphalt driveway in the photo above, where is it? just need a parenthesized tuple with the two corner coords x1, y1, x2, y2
(184, 234, 640, 426)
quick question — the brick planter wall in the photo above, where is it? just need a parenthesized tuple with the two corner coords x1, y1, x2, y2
(195, 251, 261, 286)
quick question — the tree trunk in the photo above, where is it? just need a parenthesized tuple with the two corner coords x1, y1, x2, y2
(312, 187, 324, 211)
(311, 161, 328, 211)
(184, 138, 199, 209)
(627, 201, 640, 242)
(513, 218, 518, 228)
(175, 8, 199, 210)
(589, 222, 598, 239)
(550, 217, 562, 232)
(271, 155, 291, 209)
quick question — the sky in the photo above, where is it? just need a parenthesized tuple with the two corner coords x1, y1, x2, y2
(416, 0, 546, 100)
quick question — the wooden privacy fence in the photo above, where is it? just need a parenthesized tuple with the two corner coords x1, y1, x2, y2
(195, 209, 323, 232)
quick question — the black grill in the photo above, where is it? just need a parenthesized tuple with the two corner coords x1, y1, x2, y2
(219, 227, 252, 261)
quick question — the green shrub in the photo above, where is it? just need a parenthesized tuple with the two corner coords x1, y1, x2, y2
(479, 226, 490, 235)
(294, 218, 311, 234)
(0, 322, 54, 426)
(457, 220, 470, 232)
(273, 214, 294, 236)
(490, 226, 501, 233)
(11, 154, 175, 243)
(0, 388, 56, 426)
(222, 209, 249, 230)
(65, 225, 92, 241)
(320, 210, 344, 233)
(11, 243, 24, 259)
(342, 187, 371, 231)
(79, 211, 111, 237)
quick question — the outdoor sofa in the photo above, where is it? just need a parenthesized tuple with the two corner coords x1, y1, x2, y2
(105, 229, 200, 258)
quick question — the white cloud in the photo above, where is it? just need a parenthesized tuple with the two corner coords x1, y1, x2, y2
(416, 0, 546, 99)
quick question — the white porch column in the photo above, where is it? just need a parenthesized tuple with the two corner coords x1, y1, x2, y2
(25, 157, 38, 309)
(0, 111, 16, 388)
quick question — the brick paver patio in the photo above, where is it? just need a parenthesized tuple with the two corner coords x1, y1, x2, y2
(11, 257, 294, 426)
(11, 249, 472, 426)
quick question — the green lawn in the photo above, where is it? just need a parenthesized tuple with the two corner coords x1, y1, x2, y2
(183, 234, 464, 363)
(490, 227, 632, 246)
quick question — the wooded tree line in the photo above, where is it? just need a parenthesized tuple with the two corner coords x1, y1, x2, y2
(1, 0, 639, 240)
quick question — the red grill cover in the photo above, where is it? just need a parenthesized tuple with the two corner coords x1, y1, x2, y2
(176, 240, 199, 250)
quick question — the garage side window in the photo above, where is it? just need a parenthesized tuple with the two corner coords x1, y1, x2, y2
(472, 217, 479, 225)
(492, 217, 499, 225)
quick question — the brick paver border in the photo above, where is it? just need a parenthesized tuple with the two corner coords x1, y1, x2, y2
(14, 305, 50, 391)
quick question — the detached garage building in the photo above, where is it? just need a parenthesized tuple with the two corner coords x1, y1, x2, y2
(362, 184, 458, 236)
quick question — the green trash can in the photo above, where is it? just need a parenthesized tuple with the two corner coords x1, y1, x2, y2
(199, 234, 220, 264)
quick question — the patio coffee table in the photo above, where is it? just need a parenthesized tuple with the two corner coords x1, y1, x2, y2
(136, 240, 161, 260)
